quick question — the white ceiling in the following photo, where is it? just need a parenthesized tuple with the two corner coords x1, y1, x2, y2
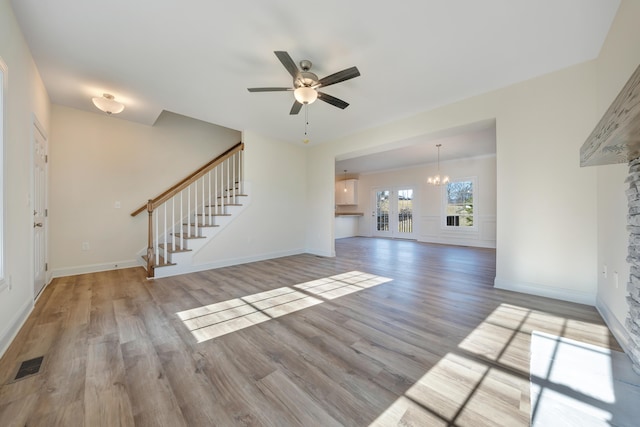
(10, 0, 619, 155)
(336, 120, 497, 175)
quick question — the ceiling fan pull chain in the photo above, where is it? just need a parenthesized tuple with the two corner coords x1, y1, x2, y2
(305, 104, 309, 137)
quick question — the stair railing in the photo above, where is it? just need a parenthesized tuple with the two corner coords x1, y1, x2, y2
(131, 142, 244, 278)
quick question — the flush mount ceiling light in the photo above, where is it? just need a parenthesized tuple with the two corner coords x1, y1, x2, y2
(92, 93, 125, 115)
(427, 144, 450, 186)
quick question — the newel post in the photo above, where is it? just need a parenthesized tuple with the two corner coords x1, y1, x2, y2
(146, 199, 155, 278)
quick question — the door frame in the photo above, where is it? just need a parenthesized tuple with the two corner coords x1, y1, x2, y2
(32, 115, 48, 299)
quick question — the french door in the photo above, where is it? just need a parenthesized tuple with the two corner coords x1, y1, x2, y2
(372, 187, 416, 239)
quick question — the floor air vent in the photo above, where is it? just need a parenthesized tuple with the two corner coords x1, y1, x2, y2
(14, 356, 44, 380)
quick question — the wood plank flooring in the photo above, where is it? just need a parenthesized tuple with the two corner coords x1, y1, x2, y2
(0, 237, 622, 426)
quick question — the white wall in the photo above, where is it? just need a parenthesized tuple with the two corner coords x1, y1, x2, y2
(353, 155, 496, 248)
(50, 107, 240, 276)
(191, 130, 307, 266)
(307, 61, 599, 305)
(0, 0, 51, 356)
(594, 0, 640, 350)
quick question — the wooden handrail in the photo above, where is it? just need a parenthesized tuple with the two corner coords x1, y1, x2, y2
(131, 142, 244, 216)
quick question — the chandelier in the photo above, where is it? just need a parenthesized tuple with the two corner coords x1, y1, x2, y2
(427, 144, 449, 186)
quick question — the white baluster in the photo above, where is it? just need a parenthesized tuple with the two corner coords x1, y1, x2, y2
(238, 150, 244, 194)
(180, 192, 184, 250)
(221, 161, 225, 213)
(172, 197, 175, 251)
(154, 209, 159, 266)
(187, 185, 191, 238)
(194, 180, 198, 237)
(232, 153, 236, 204)
(213, 166, 220, 213)
(208, 171, 212, 226)
(163, 203, 167, 263)
(201, 175, 205, 227)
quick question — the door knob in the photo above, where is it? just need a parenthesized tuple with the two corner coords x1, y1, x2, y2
(34, 222, 43, 228)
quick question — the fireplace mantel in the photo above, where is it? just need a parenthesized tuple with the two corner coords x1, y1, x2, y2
(580, 63, 640, 167)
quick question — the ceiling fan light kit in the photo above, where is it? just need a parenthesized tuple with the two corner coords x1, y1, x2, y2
(248, 51, 360, 115)
(294, 86, 318, 104)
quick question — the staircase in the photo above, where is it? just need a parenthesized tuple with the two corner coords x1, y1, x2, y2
(131, 142, 247, 278)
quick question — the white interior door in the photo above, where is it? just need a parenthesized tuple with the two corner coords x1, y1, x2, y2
(33, 122, 47, 298)
(372, 187, 416, 239)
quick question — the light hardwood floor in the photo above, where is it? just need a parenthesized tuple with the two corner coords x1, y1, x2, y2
(0, 238, 621, 426)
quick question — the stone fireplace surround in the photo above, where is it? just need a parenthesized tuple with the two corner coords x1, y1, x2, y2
(581, 63, 640, 374)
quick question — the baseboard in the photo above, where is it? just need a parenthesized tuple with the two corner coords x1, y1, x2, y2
(0, 299, 33, 359)
(596, 295, 633, 356)
(52, 259, 141, 278)
(154, 248, 307, 278)
(306, 247, 335, 257)
(494, 277, 596, 305)
(418, 236, 496, 249)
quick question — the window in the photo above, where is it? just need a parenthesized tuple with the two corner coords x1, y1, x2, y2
(0, 57, 5, 288)
(443, 177, 476, 229)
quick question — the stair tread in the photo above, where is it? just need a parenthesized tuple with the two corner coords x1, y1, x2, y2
(158, 243, 192, 253)
(183, 223, 220, 227)
(142, 254, 175, 267)
(172, 233, 206, 239)
(196, 213, 231, 216)
(204, 204, 243, 207)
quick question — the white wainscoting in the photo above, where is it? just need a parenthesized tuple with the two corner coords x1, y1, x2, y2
(418, 215, 496, 248)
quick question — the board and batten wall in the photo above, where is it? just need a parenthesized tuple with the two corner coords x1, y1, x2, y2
(0, 0, 51, 356)
(50, 107, 241, 277)
(594, 0, 640, 354)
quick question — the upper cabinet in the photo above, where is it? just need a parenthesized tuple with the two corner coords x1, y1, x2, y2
(336, 179, 358, 205)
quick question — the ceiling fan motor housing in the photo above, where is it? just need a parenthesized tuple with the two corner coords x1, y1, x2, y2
(296, 70, 318, 88)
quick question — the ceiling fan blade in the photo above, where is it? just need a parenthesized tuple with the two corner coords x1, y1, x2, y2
(247, 87, 292, 92)
(290, 101, 303, 115)
(317, 92, 349, 109)
(274, 51, 300, 79)
(317, 66, 360, 88)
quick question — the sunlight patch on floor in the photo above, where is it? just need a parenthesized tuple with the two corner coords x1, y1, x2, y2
(294, 271, 392, 299)
(370, 351, 528, 426)
(176, 271, 392, 342)
(530, 331, 640, 426)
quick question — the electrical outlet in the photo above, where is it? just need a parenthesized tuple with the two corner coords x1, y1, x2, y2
(114, 201, 121, 209)
(82, 241, 90, 251)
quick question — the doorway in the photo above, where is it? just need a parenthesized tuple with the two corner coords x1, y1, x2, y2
(372, 187, 416, 239)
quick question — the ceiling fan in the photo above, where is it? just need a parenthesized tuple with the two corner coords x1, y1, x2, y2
(248, 51, 360, 115)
